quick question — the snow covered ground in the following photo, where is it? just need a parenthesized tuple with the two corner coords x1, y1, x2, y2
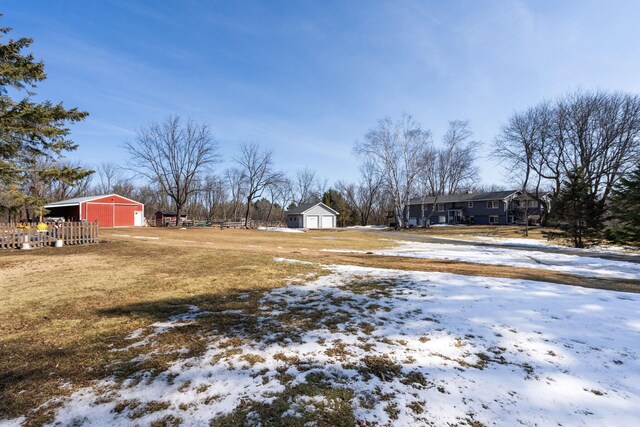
(325, 240, 640, 280)
(34, 263, 640, 426)
(433, 235, 640, 255)
(256, 227, 305, 233)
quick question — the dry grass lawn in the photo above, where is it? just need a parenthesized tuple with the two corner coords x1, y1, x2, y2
(401, 224, 557, 241)
(1, 226, 638, 425)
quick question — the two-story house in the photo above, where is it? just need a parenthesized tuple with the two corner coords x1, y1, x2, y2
(406, 190, 548, 226)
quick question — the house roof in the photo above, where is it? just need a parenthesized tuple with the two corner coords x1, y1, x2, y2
(44, 194, 141, 208)
(285, 202, 339, 215)
(409, 190, 519, 205)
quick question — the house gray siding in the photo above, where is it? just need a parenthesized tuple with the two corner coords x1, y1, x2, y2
(287, 215, 303, 228)
(407, 192, 544, 226)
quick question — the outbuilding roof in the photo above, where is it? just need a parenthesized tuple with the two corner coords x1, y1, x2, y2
(155, 211, 188, 216)
(408, 190, 519, 205)
(285, 202, 339, 215)
(44, 194, 142, 208)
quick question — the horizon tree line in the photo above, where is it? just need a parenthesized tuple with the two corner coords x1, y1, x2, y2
(2, 19, 638, 244)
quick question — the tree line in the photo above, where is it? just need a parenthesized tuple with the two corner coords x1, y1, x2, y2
(493, 90, 640, 246)
(1, 18, 639, 245)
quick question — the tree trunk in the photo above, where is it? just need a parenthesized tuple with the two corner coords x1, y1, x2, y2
(175, 205, 182, 227)
(244, 197, 252, 228)
(266, 203, 273, 222)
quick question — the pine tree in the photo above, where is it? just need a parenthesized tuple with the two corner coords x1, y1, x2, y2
(606, 166, 640, 246)
(553, 167, 603, 248)
(322, 189, 356, 227)
(1, 17, 90, 220)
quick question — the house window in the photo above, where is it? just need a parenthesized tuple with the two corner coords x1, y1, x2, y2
(468, 202, 473, 208)
(489, 215, 499, 224)
(436, 203, 445, 212)
(487, 200, 499, 209)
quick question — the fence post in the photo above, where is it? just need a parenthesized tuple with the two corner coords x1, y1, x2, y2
(21, 228, 31, 250)
(0, 221, 101, 250)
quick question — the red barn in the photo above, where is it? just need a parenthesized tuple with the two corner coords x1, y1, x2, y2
(44, 194, 145, 227)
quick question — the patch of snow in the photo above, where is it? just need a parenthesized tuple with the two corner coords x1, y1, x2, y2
(118, 305, 210, 350)
(464, 236, 556, 248)
(326, 241, 640, 279)
(345, 225, 390, 230)
(257, 227, 305, 233)
(0, 417, 24, 426)
(273, 257, 315, 265)
(42, 266, 640, 426)
(466, 236, 640, 256)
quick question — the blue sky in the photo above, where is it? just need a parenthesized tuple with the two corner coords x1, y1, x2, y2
(3, 0, 640, 186)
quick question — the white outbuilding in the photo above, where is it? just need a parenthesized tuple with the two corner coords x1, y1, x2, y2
(285, 202, 339, 229)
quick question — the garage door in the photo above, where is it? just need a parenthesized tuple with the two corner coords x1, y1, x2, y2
(114, 205, 136, 227)
(306, 215, 319, 228)
(321, 215, 333, 228)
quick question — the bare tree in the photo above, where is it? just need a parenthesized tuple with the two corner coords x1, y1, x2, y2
(93, 162, 129, 195)
(414, 120, 480, 226)
(293, 167, 328, 204)
(135, 183, 171, 217)
(272, 177, 295, 222)
(234, 142, 283, 227)
(494, 90, 640, 221)
(439, 120, 480, 194)
(336, 160, 383, 226)
(355, 114, 433, 229)
(493, 102, 555, 219)
(224, 167, 246, 221)
(48, 170, 92, 201)
(124, 116, 221, 226)
(295, 167, 316, 204)
(200, 175, 227, 222)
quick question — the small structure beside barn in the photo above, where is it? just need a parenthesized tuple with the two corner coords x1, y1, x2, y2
(285, 202, 338, 229)
(155, 211, 189, 227)
(44, 194, 144, 227)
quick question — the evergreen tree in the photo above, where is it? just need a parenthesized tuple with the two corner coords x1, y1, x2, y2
(553, 167, 603, 248)
(606, 165, 640, 246)
(0, 17, 90, 220)
(322, 189, 357, 227)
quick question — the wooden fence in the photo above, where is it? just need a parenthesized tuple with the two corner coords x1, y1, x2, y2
(0, 222, 99, 250)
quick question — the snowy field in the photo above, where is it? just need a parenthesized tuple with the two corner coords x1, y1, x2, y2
(325, 240, 640, 280)
(432, 235, 640, 255)
(37, 262, 640, 426)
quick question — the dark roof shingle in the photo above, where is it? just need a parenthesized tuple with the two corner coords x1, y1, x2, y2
(285, 202, 339, 215)
(409, 190, 518, 205)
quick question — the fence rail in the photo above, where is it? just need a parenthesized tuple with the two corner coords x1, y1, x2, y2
(0, 222, 99, 250)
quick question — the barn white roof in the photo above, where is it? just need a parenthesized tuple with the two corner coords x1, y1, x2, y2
(44, 194, 141, 208)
